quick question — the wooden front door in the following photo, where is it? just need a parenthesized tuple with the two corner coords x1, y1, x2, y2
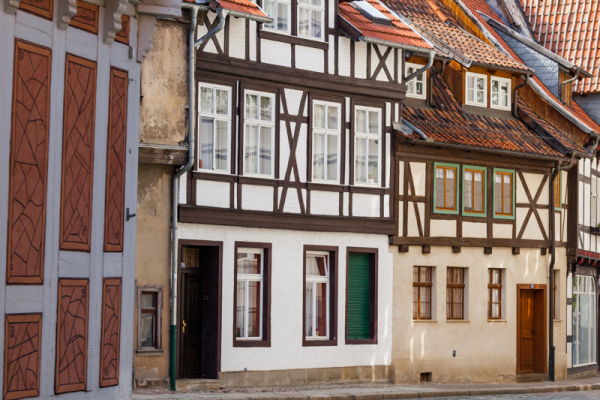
(179, 245, 220, 379)
(519, 290, 535, 374)
(517, 285, 546, 375)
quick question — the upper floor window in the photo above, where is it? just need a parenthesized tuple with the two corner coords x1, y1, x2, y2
(405, 63, 426, 99)
(465, 72, 487, 107)
(198, 83, 231, 172)
(463, 166, 485, 216)
(491, 76, 511, 111)
(263, 0, 291, 33)
(434, 163, 458, 214)
(298, 0, 324, 39)
(494, 169, 514, 219)
(354, 107, 381, 185)
(244, 91, 275, 177)
(592, 176, 599, 227)
(312, 101, 341, 182)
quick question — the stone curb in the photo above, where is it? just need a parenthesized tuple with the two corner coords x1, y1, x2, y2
(133, 383, 600, 400)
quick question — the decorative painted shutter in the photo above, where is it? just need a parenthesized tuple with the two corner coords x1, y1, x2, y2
(347, 253, 371, 339)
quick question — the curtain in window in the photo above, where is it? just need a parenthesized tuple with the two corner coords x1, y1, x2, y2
(200, 118, 214, 170)
(245, 125, 258, 174)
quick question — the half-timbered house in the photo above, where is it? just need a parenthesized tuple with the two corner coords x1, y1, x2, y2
(133, 0, 437, 389)
(0, 0, 180, 398)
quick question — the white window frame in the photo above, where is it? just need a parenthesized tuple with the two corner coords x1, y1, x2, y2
(263, 0, 292, 34)
(354, 106, 382, 186)
(305, 251, 330, 340)
(312, 101, 341, 183)
(297, 0, 325, 41)
(465, 72, 488, 107)
(236, 248, 265, 340)
(490, 76, 511, 111)
(197, 83, 232, 173)
(572, 275, 597, 367)
(405, 62, 427, 100)
(243, 90, 276, 178)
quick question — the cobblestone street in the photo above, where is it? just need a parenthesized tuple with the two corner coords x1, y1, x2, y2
(415, 393, 600, 400)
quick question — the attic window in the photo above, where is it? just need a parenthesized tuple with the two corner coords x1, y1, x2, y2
(350, 0, 390, 24)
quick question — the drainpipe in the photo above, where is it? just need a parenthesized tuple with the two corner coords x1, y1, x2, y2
(405, 49, 435, 83)
(169, 5, 226, 390)
(512, 73, 530, 119)
(559, 70, 579, 105)
(549, 153, 576, 382)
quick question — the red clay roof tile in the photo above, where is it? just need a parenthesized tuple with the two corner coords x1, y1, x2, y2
(183, 0, 269, 18)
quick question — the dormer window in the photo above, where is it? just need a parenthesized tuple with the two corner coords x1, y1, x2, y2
(298, 0, 324, 39)
(264, 0, 291, 33)
(351, 0, 390, 24)
(491, 77, 511, 111)
(405, 62, 426, 99)
(465, 72, 487, 107)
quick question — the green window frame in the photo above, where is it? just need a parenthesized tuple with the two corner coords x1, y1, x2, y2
(462, 165, 487, 217)
(433, 162, 459, 215)
(493, 168, 515, 220)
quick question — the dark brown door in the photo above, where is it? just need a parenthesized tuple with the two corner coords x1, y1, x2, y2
(181, 273, 203, 378)
(519, 289, 535, 374)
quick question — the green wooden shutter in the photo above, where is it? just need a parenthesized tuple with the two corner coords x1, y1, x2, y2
(347, 253, 371, 340)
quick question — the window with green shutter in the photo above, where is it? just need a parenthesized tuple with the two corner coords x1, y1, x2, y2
(346, 251, 376, 342)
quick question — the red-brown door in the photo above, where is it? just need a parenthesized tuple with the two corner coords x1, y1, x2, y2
(519, 289, 535, 374)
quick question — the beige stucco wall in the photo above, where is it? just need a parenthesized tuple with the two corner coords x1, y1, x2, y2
(139, 20, 188, 144)
(392, 245, 568, 383)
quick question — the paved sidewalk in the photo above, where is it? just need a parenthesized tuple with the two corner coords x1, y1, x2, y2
(133, 376, 600, 400)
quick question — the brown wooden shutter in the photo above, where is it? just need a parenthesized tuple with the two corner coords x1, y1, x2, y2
(7, 40, 51, 285)
(104, 68, 128, 252)
(59, 54, 97, 252)
(100, 278, 122, 387)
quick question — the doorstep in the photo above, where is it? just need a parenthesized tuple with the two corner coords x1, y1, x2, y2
(175, 379, 222, 390)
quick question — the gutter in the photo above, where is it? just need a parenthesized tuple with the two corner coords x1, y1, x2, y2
(404, 49, 435, 84)
(169, 4, 227, 391)
(548, 153, 576, 382)
(358, 36, 436, 58)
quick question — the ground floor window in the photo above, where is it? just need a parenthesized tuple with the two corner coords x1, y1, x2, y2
(137, 286, 163, 353)
(573, 275, 597, 366)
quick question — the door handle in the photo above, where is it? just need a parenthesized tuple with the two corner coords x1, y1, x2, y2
(182, 320, 186, 333)
(531, 329, 535, 336)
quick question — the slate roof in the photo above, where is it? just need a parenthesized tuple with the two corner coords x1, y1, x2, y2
(401, 70, 579, 157)
(382, 0, 532, 71)
(519, 0, 600, 94)
(183, 0, 269, 18)
(338, 0, 433, 50)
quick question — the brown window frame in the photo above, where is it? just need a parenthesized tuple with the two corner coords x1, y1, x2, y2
(136, 286, 163, 355)
(446, 267, 465, 320)
(345, 247, 378, 345)
(413, 266, 433, 320)
(233, 242, 272, 348)
(435, 165, 458, 212)
(464, 168, 485, 214)
(303, 245, 338, 346)
(488, 269, 502, 320)
(494, 171, 514, 217)
(554, 172, 561, 209)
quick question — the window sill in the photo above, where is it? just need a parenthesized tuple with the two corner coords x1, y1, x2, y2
(233, 339, 271, 348)
(487, 319, 507, 322)
(302, 338, 337, 347)
(446, 319, 470, 323)
(412, 319, 437, 323)
(136, 349, 163, 357)
(258, 29, 328, 50)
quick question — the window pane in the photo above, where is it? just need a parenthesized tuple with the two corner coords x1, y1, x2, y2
(421, 267, 431, 283)
(495, 173, 503, 213)
(247, 281, 262, 338)
(356, 109, 367, 133)
(492, 92, 499, 106)
(311, 9, 322, 38)
(264, 0, 275, 29)
(236, 281, 246, 338)
(474, 172, 483, 212)
(368, 111, 379, 134)
(464, 171, 473, 211)
(305, 282, 313, 336)
(492, 269, 501, 284)
(407, 80, 414, 95)
(436, 168, 445, 208)
(503, 175, 512, 214)
(368, 139, 379, 184)
(277, 2, 289, 31)
(246, 94, 258, 120)
(244, 125, 258, 174)
(477, 77, 484, 90)
(420, 287, 431, 319)
(476, 90, 484, 103)
(446, 168, 455, 209)
(467, 76, 474, 89)
(216, 89, 228, 115)
(315, 282, 327, 336)
(327, 134, 338, 181)
(491, 79, 498, 93)
(237, 252, 262, 274)
(313, 132, 325, 180)
(467, 88, 474, 103)
(413, 267, 419, 282)
(141, 293, 155, 309)
(327, 106, 339, 130)
(314, 104, 325, 129)
(416, 81, 423, 95)
(259, 126, 272, 175)
(260, 96, 272, 121)
(306, 255, 328, 276)
(355, 137, 366, 183)
(200, 118, 214, 170)
(215, 120, 228, 171)
(140, 312, 155, 347)
(201, 87, 213, 113)
(299, 7, 309, 36)
(413, 287, 418, 319)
